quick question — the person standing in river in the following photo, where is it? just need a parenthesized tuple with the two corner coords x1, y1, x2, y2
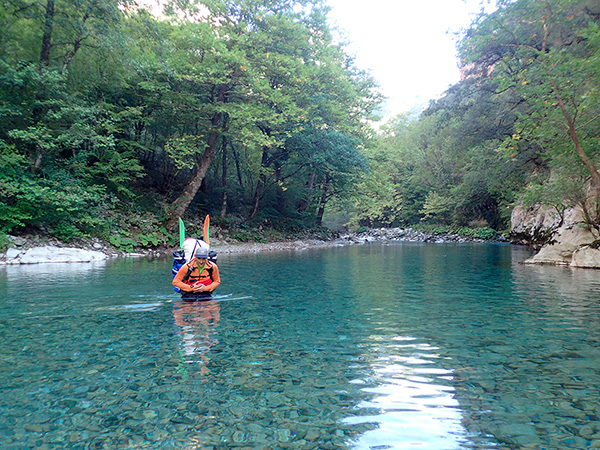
(172, 247, 220, 300)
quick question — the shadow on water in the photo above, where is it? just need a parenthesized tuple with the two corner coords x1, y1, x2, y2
(2, 244, 600, 449)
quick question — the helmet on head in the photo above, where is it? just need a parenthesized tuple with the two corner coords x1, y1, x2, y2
(195, 248, 209, 259)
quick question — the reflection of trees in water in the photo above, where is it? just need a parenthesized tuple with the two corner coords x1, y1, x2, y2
(173, 301, 220, 376)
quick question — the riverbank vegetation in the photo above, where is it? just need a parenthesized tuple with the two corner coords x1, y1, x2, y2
(347, 0, 600, 237)
(1, 0, 599, 252)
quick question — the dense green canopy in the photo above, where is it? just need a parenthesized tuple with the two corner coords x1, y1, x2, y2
(0, 0, 380, 246)
(1, 0, 598, 249)
(344, 0, 600, 238)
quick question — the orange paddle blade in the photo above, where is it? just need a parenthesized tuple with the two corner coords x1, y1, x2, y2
(203, 215, 210, 245)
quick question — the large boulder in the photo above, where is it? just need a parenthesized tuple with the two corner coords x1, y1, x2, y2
(9, 246, 107, 264)
(510, 204, 584, 248)
(513, 205, 600, 268)
(521, 225, 596, 266)
(571, 245, 600, 268)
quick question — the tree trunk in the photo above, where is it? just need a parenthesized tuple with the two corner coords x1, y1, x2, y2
(40, 0, 55, 66)
(33, 145, 44, 173)
(34, 0, 55, 171)
(231, 143, 244, 189)
(551, 80, 600, 226)
(220, 134, 228, 218)
(61, 40, 83, 74)
(274, 165, 287, 214)
(166, 85, 227, 227)
(297, 171, 316, 213)
(249, 146, 270, 220)
(316, 175, 331, 226)
(61, 1, 95, 73)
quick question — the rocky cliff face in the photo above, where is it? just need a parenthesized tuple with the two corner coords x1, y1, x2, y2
(510, 204, 563, 249)
(511, 205, 600, 268)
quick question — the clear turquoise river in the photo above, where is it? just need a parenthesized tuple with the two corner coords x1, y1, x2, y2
(2, 242, 600, 449)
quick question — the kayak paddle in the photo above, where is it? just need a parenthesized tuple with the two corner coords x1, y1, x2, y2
(179, 217, 185, 250)
(203, 215, 210, 245)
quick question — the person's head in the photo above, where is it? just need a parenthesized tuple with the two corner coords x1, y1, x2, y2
(195, 248, 209, 261)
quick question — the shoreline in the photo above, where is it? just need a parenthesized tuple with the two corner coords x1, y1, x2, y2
(0, 228, 509, 265)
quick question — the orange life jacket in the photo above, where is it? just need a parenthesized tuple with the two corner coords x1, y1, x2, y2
(182, 261, 214, 287)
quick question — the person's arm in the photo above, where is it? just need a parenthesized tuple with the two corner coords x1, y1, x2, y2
(173, 263, 194, 292)
(204, 263, 221, 292)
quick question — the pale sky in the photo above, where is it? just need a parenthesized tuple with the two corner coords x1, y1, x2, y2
(325, 0, 487, 119)
(141, 0, 486, 119)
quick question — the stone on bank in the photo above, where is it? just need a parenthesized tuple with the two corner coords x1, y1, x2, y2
(512, 205, 600, 269)
(1, 246, 107, 265)
(571, 245, 600, 269)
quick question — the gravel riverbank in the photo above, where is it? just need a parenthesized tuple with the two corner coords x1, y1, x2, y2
(1, 227, 507, 265)
(215, 227, 507, 254)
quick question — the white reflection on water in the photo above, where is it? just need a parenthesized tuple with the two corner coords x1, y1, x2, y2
(172, 300, 221, 375)
(344, 337, 471, 450)
(4, 260, 107, 281)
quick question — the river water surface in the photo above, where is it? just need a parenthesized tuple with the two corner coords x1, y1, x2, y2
(2, 242, 600, 449)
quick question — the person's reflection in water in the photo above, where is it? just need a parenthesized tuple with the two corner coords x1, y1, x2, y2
(173, 300, 220, 377)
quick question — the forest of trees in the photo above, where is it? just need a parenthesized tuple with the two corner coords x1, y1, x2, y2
(1, 0, 599, 249)
(349, 0, 600, 236)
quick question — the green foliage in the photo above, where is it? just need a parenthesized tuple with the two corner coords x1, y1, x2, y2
(137, 233, 160, 247)
(0, 149, 113, 239)
(455, 226, 498, 240)
(165, 136, 206, 171)
(109, 234, 137, 253)
(520, 165, 585, 217)
(413, 223, 498, 240)
(460, 0, 600, 230)
(3, 0, 554, 242)
(107, 231, 163, 252)
(350, 101, 523, 233)
(0, 0, 384, 240)
(420, 192, 454, 223)
(0, 233, 10, 253)
(346, 174, 403, 230)
(229, 231, 267, 243)
(426, 225, 451, 235)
